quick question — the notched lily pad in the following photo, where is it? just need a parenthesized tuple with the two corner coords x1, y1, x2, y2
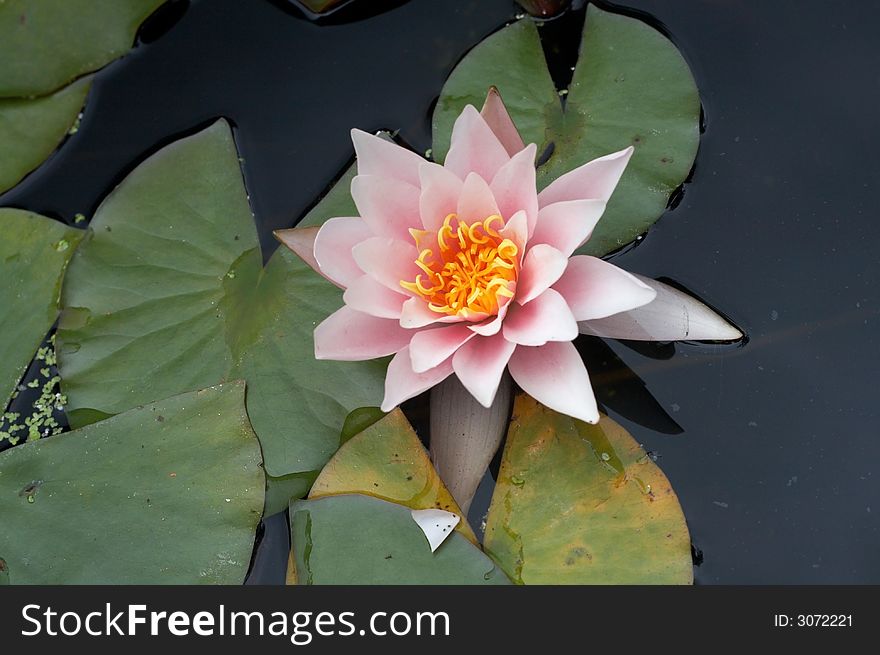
(432, 4, 700, 257)
(484, 394, 693, 584)
(57, 120, 386, 484)
(0, 382, 264, 584)
(289, 494, 510, 585)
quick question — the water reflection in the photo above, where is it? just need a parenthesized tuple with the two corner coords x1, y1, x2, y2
(576, 335, 684, 435)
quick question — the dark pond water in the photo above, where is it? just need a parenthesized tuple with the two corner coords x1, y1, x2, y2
(2, 0, 878, 584)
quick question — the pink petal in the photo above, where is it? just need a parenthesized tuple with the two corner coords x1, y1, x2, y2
(399, 297, 477, 329)
(444, 105, 511, 183)
(457, 172, 500, 223)
(315, 306, 412, 361)
(553, 256, 656, 321)
(381, 346, 453, 411)
(499, 209, 528, 254)
(537, 146, 634, 207)
(409, 323, 476, 373)
(530, 199, 607, 257)
(312, 217, 374, 288)
(452, 332, 517, 407)
(351, 236, 420, 293)
(400, 297, 443, 329)
(480, 87, 526, 157)
(468, 297, 511, 336)
(502, 288, 578, 346)
(516, 243, 568, 305)
(274, 226, 335, 285)
(490, 143, 538, 235)
(351, 174, 421, 240)
(507, 341, 599, 424)
(342, 274, 407, 319)
(419, 162, 463, 232)
(351, 129, 425, 187)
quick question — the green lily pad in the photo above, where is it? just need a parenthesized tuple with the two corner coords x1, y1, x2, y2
(57, 120, 386, 485)
(0, 0, 165, 97)
(310, 409, 476, 543)
(432, 5, 700, 256)
(0, 382, 264, 584)
(264, 471, 317, 518)
(484, 394, 693, 584)
(0, 77, 91, 194)
(339, 405, 386, 444)
(1, 209, 82, 410)
(289, 494, 510, 584)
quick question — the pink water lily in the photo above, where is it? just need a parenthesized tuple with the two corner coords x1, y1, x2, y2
(278, 89, 659, 424)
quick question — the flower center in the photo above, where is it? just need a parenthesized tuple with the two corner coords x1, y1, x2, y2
(400, 213, 518, 319)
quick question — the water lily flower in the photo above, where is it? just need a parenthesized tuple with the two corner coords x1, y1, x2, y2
(278, 89, 691, 424)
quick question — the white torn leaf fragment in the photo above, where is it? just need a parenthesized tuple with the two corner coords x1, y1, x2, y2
(578, 274, 743, 342)
(411, 508, 460, 553)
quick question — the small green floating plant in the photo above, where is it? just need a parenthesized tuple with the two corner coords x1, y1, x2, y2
(0, 2, 740, 584)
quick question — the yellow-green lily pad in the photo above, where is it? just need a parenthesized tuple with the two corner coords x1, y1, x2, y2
(310, 409, 476, 543)
(484, 394, 693, 584)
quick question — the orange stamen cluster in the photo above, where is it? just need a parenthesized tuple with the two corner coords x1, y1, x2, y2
(400, 214, 518, 318)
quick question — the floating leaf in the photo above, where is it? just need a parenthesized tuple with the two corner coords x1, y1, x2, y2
(265, 472, 316, 518)
(0, 77, 90, 194)
(309, 409, 476, 543)
(289, 495, 510, 584)
(57, 120, 386, 486)
(432, 5, 699, 256)
(1, 209, 82, 410)
(0, 0, 165, 97)
(339, 406, 386, 444)
(579, 275, 743, 341)
(484, 394, 692, 584)
(0, 382, 264, 584)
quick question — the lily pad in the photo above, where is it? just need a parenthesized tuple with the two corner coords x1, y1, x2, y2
(432, 5, 700, 256)
(339, 405, 386, 444)
(0, 77, 91, 194)
(57, 120, 386, 484)
(0, 0, 165, 97)
(289, 494, 510, 584)
(309, 409, 476, 543)
(1, 209, 82, 410)
(0, 382, 264, 584)
(484, 394, 692, 584)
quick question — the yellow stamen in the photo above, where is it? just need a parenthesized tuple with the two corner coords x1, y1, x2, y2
(400, 213, 519, 318)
